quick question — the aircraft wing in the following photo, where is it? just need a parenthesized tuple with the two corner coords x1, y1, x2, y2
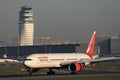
(60, 57, 120, 66)
(81, 57, 120, 63)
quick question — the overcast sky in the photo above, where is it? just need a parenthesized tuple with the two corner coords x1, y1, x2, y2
(0, 0, 120, 43)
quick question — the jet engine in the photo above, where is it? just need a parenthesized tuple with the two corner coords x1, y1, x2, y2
(68, 62, 83, 73)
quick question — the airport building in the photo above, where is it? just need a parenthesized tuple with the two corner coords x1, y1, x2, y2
(0, 36, 119, 58)
(111, 37, 120, 55)
(0, 44, 80, 58)
(96, 36, 120, 56)
(19, 6, 34, 46)
(75, 43, 100, 55)
(96, 37, 111, 55)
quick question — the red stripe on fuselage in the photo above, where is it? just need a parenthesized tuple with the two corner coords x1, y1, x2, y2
(51, 59, 64, 61)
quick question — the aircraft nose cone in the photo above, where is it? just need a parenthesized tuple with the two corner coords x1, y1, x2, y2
(24, 59, 33, 67)
(24, 60, 30, 66)
(24, 61, 27, 66)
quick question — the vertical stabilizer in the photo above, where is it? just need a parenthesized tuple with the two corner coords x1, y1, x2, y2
(86, 31, 96, 59)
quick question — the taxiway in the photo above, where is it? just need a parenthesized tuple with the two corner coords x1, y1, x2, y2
(0, 69, 120, 80)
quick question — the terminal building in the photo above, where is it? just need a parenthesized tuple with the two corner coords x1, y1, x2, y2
(0, 36, 119, 58)
(96, 36, 120, 56)
(0, 44, 80, 58)
(75, 43, 99, 55)
(111, 37, 120, 55)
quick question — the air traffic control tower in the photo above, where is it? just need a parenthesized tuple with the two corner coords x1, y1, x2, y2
(19, 6, 34, 46)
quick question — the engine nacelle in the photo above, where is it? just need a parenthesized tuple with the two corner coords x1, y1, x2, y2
(68, 62, 83, 73)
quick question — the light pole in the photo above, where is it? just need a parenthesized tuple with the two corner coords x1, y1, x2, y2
(41, 36, 50, 53)
(17, 40, 20, 60)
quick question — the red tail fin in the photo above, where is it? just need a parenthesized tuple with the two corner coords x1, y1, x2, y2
(86, 31, 96, 59)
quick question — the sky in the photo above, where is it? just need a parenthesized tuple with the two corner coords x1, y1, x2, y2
(0, 0, 120, 43)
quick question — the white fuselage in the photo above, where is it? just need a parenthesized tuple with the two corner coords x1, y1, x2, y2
(24, 53, 91, 68)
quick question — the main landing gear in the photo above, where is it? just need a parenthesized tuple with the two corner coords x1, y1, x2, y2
(28, 68, 33, 76)
(29, 70, 32, 76)
(27, 68, 55, 76)
(47, 68, 55, 75)
(26, 67, 40, 76)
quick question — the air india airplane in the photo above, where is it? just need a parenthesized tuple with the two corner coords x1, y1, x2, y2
(24, 31, 120, 76)
(0, 54, 19, 63)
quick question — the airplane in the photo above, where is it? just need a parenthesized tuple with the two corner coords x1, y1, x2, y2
(24, 31, 120, 76)
(0, 54, 19, 63)
(0, 58, 19, 63)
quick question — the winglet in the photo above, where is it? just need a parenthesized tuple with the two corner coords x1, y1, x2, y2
(86, 31, 96, 59)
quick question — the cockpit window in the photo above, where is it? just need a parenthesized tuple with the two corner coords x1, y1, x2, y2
(24, 59, 32, 61)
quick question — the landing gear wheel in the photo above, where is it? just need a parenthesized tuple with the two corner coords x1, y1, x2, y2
(29, 70, 32, 76)
(47, 69, 55, 75)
